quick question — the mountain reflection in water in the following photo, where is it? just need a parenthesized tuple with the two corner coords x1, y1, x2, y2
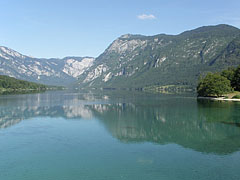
(0, 91, 240, 155)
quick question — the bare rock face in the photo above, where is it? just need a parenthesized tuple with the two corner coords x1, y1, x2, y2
(1, 24, 240, 88)
(76, 25, 240, 88)
(62, 57, 94, 78)
(108, 38, 147, 54)
(0, 47, 95, 85)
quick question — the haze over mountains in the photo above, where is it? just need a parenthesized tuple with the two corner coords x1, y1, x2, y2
(1, 24, 240, 88)
(0, 46, 94, 85)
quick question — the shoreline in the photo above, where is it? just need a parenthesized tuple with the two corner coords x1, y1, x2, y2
(197, 96, 240, 102)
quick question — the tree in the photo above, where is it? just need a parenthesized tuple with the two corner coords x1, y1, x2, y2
(197, 73, 232, 97)
(221, 67, 235, 87)
(232, 65, 240, 91)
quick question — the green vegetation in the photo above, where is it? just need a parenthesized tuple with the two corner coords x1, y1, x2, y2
(221, 67, 235, 86)
(197, 73, 232, 97)
(0, 75, 48, 94)
(197, 66, 240, 97)
(232, 94, 240, 99)
(233, 66, 240, 91)
(143, 85, 194, 94)
(77, 24, 240, 89)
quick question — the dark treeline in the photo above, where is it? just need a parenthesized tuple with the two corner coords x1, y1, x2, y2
(0, 75, 47, 91)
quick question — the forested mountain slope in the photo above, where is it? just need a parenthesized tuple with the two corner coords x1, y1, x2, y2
(76, 24, 240, 88)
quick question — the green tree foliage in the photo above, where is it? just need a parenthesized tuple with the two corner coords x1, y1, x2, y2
(233, 66, 240, 91)
(221, 67, 235, 85)
(0, 75, 47, 91)
(197, 73, 232, 97)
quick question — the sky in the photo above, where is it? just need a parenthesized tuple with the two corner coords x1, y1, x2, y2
(0, 0, 239, 58)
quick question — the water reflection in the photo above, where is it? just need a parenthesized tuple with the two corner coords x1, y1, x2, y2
(0, 91, 240, 154)
(197, 99, 240, 127)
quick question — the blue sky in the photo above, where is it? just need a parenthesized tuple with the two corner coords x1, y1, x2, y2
(0, 0, 239, 58)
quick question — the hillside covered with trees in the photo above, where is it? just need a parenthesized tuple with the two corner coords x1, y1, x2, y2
(0, 75, 48, 94)
(76, 24, 240, 89)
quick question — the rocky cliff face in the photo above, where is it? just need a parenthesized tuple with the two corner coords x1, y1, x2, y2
(76, 24, 240, 88)
(1, 24, 240, 87)
(0, 46, 94, 85)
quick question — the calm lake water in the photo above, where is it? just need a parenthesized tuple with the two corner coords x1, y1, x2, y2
(0, 90, 240, 180)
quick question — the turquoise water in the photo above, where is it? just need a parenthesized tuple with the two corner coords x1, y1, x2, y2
(0, 91, 240, 180)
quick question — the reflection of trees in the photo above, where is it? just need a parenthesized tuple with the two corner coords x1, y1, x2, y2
(87, 99, 240, 155)
(197, 99, 240, 126)
(1, 92, 240, 155)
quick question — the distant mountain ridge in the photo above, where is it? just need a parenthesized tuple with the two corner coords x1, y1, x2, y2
(76, 24, 240, 88)
(0, 46, 95, 85)
(1, 24, 240, 88)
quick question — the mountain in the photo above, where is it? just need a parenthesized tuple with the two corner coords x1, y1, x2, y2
(0, 46, 95, 85)
(1, 24, 240, 88)
(76, 24, 240, 88)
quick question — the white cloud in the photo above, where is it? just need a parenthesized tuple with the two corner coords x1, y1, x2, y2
(137, 14, 156, 20)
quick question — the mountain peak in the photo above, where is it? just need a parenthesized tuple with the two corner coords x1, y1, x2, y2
(179, 24, 240, 37)
(120, 34, 132, 39)
(0, 46, 26, 59)
(0, 46, 95, 85)
(76, 24, 240, 88)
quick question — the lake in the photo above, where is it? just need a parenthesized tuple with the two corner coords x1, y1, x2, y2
(0, 90, 240, 180)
